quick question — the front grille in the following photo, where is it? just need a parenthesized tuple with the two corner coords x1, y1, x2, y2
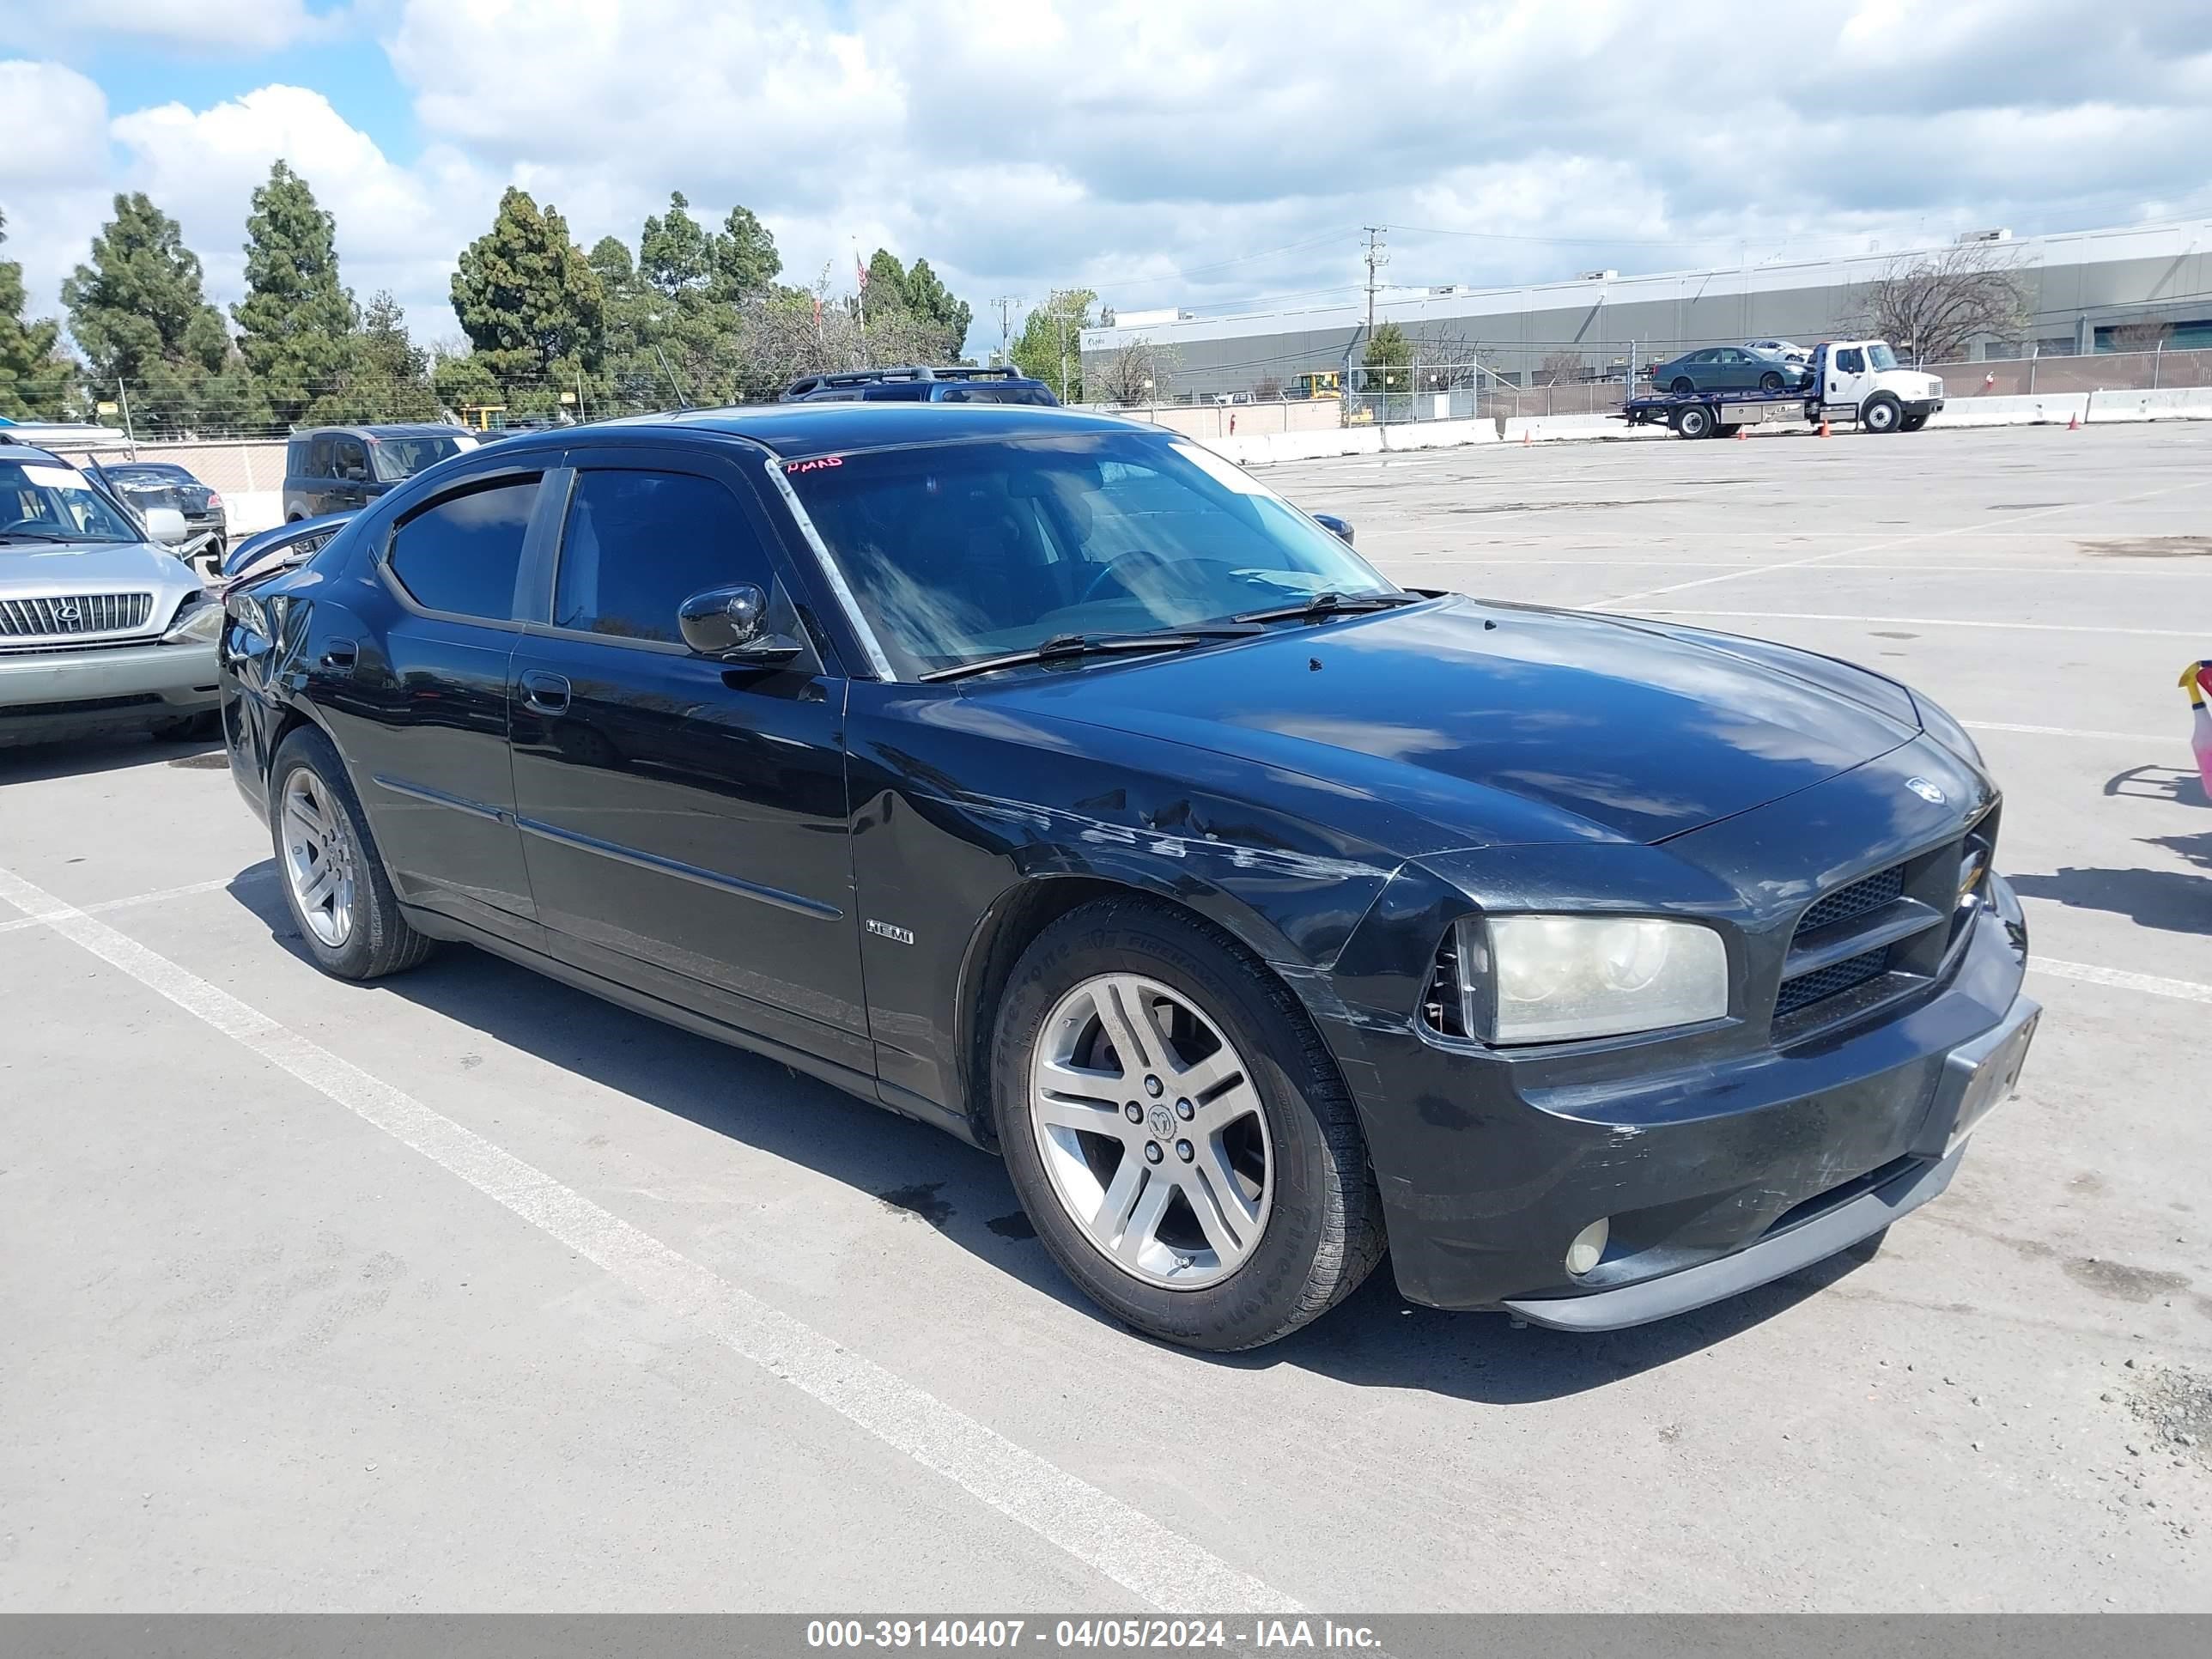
(1774, 945, 1892, 1016)
(0, 592, 155, 637)
(1797, 864, 1904, 933)
(1422, 930, 1472, 1039)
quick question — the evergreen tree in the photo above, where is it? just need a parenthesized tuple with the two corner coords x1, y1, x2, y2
(61, 192, 232, 433)
(0, 209, 76, 420)
(640, 191, 713, 299)
(326, 291, 439, 422)
(902, 258, 972, 359)
(448, 186, 605, 414)
(709, 205, 781, 301)
(233, 161, 357, 423)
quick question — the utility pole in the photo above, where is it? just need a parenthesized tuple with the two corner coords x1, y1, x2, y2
(1363, 225, 1389, 428)
(993, 295, 1023, 366)
(117, 380, 137, 448)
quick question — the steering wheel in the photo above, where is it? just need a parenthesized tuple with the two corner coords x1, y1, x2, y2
(1080, 549, 1175, 605)
(0, 519, 52, 538)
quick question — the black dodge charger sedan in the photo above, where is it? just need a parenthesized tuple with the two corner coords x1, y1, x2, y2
(219, 404, 2037, 1350)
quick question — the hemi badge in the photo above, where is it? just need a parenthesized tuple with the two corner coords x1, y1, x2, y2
(866, 919, 915, 945)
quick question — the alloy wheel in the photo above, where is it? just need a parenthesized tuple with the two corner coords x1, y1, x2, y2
(1028, 972, 1273, 1289)
(280, 768, 357, 950)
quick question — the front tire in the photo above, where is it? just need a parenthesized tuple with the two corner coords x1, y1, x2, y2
(269, 726, 435, 981)
(1899, 410, 1929, 432)
(994, 898, 1385, 1351)
(1862, 392, 1903, 433)
(1759, 370, 1785, 392)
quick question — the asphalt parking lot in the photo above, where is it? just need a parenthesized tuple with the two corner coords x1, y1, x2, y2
(4, 421, 2209, 1613)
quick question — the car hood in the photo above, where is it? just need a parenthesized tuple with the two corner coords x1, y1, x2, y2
(983, 595, 1920, 848)
(0, 537, 190, 592)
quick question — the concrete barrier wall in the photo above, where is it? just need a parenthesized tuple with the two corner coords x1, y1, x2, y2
(2086, 387, 2212, 422)
(1928, 393, 2090, 428)
(1499, 413, 1666, 443)
(1380, 418, 1497, 452)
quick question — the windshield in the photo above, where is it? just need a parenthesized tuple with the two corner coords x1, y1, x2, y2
(1868, 343, 1899, 371)
(936, 384, 1057, 405)
(0, 459, 143, 544)
(370, 434, 465, 482)
(782, 430, 1397, 679)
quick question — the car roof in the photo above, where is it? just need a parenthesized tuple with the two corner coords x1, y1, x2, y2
(477, 402, 1148, 464)
(0, 441, 74, 467)
(291, 423, 466, 439)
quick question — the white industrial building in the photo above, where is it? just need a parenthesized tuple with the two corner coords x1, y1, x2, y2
(1079, 218, 2212, 398)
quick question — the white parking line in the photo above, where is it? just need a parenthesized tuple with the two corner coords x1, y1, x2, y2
(0, 861, 1295, 1615)
(1963, 720, 2173, 744)
(1621, 609, 2200, 639)
(0, 869, 272, 936)
(1593, 473, 2212, 607)
(2033, 958, 2212, 1005)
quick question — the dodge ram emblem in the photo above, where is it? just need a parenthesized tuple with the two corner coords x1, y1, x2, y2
(1905, 776, 1947, 805)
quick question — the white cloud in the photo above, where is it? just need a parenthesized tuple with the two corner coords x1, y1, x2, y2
(48, 0, 344, 55)
(7, 1, 2212, 361)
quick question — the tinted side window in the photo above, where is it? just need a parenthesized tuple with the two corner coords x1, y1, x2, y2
(554, 469, 774, 645)
(331, 437, 370, 479)
(287, 438, 309, 475)
(1836, 347, 1866, 373)
(308, 436, 334, 475)
(386, 477, 541, 621)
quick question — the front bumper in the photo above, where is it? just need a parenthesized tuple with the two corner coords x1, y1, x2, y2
(1340, 868, 2033, 1322)
(1503, 988, 2037, 1328)
(1906, 398, 1946, 420)
(0, 640, 222, 746)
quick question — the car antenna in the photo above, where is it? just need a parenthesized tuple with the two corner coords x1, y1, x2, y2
(653, 344, 695, 412)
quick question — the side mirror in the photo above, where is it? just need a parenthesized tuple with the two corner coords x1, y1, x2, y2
(1312, 513, 1355, 545)
(678, 583, 800, 664)
(143, 506, 190, 545)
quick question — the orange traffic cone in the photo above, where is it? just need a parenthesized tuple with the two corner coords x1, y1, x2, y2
(1817, 419, 1831, 438)
(1522, 428, 1531, 446)
(2068, 411, 2080, 430)
(1735, 426, 1749, 441)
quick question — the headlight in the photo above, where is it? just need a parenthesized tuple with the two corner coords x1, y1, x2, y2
(1448, 915, 1729, 1044)
(1912, 690, 1984, 771)
(162, 597, 225, 645)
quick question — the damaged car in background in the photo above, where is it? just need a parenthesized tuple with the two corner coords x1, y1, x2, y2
(216, 404, 2037, 1350)
(1, 441, 227, 748)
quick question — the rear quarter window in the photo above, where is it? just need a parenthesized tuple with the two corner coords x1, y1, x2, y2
(385, 476, 542, 622)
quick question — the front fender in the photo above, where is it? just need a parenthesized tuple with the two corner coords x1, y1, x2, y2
(847, 683, 1404, 1116)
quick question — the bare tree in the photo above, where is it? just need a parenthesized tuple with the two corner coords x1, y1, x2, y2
(2107, 317, 2173, 354)
(1251, 373, 1284, 402)
(1536, 349, 1585, 386)
(1851, 241, 2033, 365)
(1090, 338, 1178, 405)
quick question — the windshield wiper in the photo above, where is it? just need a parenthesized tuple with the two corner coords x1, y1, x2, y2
(920, 624, 1261, 684)
(1231, 591, 1419, 625)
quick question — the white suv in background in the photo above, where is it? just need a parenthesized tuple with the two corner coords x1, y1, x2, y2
(0, 441, 226, 749)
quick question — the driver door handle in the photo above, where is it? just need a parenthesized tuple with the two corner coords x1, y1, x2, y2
(521, 670, 570, 715)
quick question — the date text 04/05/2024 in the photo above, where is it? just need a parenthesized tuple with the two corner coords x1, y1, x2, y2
(803, 1619, 1382, 1650)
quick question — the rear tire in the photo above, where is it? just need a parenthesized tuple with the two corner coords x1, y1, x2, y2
(1862, 393, 1903, 433)
(1674, 404, 1715, 440)
(269, 726, 435, 981)
(993, 897, 1385, 1351)
(1669, 376, 1694, 395)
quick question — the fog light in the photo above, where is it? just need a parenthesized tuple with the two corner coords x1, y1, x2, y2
(1565, 1218, 1609, 1277)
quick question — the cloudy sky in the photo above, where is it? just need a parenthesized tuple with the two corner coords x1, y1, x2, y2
(3, 0, 2209, 357)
